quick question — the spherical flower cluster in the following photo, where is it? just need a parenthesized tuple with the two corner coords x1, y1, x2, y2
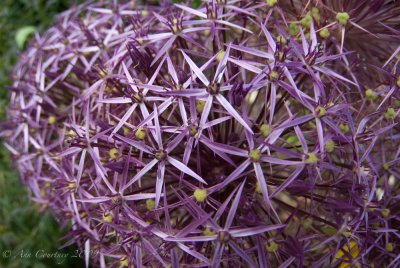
(2, 0, 400, 267)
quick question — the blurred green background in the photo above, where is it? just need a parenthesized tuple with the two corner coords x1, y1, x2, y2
(0, 0, 84, 267)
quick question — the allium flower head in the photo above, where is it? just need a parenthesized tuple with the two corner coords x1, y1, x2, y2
(2, 0, 400, 267)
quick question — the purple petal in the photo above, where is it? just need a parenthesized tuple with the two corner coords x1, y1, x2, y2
(123, 193, 159, 201)
(175, 4, 207, 18)
(151, 36, 176, 66)
(216, 94, 253, 133)
(228, 241, 258, 268)
(111, 104, 138, 136)
(230, 224, 286, 237)
(181, 50, 210, 87)
(155, 162, 165, 208)
(167, 156, 207, 184)
(224, 180, 246, 229)
(122, 159, 158, 191)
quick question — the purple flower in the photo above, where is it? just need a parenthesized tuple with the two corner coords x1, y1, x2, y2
(2, 0, 400, 267)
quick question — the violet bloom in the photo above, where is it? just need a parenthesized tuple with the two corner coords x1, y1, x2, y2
(2, 0, 400, 267)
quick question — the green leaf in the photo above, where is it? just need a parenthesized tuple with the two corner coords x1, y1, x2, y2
(172, 0, 201, 6)
(321, 226, 337, 236)
(192, 0, 202, 8)
(286, 135, 301, 146)
(15, 26, 37, 50)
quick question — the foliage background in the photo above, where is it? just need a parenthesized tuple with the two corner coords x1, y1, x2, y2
(0, 0, 84, 267)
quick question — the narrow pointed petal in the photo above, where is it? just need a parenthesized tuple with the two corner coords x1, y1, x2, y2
(123, 193, 159, 201)
(216, 159, 250, 189)
(175, 4, 207, 18)
(200, 95, 213, 127)
(122, 159, 158, 191)
(152, 103, 163, 149)
(151, 36, 176, 66)
(155, 162, 165, 208)
(270, 166, 304, 198)
(211, 243, 224, 268)
(111, 104, 137, 136)
(167, 156, 207, 184)
(228, 241, 258, 268)
(214, 43, 231, 83)
(228, 58, 263, 74)
(230, 225, 286, 237)
(177, 243, 210, 265)
(216, 94, 253, 133)
(181, 50, 210, 87)
(165, 235, 217, 242)
(224, 180, 246, 229)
